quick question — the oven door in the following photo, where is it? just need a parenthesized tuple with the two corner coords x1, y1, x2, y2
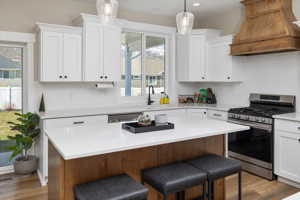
(228, 119, 273, 169)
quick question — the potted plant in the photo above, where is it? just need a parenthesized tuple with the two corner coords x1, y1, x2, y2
(7, 112, 41, 174)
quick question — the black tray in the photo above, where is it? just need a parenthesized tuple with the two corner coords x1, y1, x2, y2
(122, 121, 175, 134)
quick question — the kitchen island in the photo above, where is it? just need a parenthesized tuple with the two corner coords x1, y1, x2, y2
(47, 116, 249, 200)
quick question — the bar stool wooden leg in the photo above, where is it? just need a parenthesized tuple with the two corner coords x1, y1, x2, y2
(238, 171, 242, 200)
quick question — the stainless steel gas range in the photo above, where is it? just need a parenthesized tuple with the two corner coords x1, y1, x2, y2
(228, 94, 295, 180)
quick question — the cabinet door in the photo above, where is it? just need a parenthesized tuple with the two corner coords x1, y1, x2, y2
(63, 33, 82, 82)
(190, 35, 206, 81)
(186, 109, 207, 118)
(103, 26, 121, 82)
(84, 23, 104, 81)
(275, 130, 300, 182)
(207, 110, 228, 121)
(144, 109, 186, 119)
(207, 39, 232, 81)
(41, 31, 63, 82)
(176, 35, 190, 81)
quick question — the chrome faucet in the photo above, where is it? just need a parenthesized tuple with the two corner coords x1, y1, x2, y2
(147, 86, 155, 105)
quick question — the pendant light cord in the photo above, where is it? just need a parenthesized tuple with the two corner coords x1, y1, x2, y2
(184, 0, 187, 12)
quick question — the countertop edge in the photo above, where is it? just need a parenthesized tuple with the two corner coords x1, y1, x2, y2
(46, 125, 249, 160)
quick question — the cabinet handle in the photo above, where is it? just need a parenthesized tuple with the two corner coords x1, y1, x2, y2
(100, 76, 103, 79)
(104, 76, 108, 79)
(202, 77, 205, 80)
(298, 139, 300, 143)
(73, 121, 85, 125)
(59, 75, 63, 79)
(213, 113, 222, 117)
(227, 77, 231, 80)
(64, 75, 67, 79)
(297, 127, 300, 130)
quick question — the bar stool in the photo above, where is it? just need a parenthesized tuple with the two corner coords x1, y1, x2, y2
(74, 174, 148, 200)
(142, 162, 207, 200)
(186, 154, 242, 200)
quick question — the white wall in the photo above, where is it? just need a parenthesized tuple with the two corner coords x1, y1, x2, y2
(0, 0, 175, 33)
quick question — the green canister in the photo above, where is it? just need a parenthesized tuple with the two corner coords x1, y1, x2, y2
(199, 88, 208, 103)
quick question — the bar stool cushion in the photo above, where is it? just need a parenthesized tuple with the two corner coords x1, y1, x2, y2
(142, 162, 207, 194)
(187, 154, 241, 180)
(74, 174, 148, 200)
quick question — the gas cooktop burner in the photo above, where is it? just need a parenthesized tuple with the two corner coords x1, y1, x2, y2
(229, 107, 287, 118)
(228, 94, 295, 125)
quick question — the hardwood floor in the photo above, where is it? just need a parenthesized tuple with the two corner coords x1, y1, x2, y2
(0, 172, 298, 200)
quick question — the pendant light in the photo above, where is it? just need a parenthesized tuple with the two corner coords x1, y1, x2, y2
(96, 0, 119, 24)
(176, 0, 194, 35)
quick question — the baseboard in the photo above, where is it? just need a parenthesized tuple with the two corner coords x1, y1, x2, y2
(0, 165, 14, 175)
(278, 177, 300, 189)
(37, 169, 47, 186)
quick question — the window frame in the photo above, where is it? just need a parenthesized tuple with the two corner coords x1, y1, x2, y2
(121, 29, 170, 100)
(0, 42, 25, 112)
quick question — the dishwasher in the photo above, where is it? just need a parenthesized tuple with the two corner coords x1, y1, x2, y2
(108, 112, 143, 123)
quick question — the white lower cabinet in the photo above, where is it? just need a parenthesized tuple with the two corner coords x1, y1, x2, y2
(37, 115, 108, 185)
(144, 109, 186, 119)
(186, 109, 207, 118)
(207, 110, 228, 121)
(275, 119, 300, 183)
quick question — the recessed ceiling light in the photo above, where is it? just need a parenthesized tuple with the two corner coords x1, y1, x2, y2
(193, 2, 201, 7)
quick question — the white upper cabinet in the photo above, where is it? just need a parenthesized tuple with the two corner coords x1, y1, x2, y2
(177, 30, 242, 82)
(206, 35, 237, 82)
(177, 29, 221, 82)
(76, 14, 121, 82)
(103, 25, 121, 82)
(84, 22, 104, 81)
(37, 23, 82, 82)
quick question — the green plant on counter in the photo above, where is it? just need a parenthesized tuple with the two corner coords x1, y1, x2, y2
(7, 112, 41, 161)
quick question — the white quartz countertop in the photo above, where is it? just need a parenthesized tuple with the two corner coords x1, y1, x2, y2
(39, 104, 242, 120)
(46, 115, 249, 160)
(273, 113, 300, 122)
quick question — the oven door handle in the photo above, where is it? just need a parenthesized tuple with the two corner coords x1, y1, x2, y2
(228, 119, 272, 132)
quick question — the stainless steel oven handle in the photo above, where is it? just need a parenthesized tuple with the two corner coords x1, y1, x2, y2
(228, 119, 272, 132)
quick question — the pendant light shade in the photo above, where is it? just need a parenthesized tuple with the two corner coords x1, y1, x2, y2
(176, 0, 194, 35)
(96, 0, 119, 23)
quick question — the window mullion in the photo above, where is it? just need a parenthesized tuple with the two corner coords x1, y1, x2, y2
(141, 33, 146, 97)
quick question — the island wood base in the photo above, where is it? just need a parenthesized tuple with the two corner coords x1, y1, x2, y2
(49, 135, 226, 200)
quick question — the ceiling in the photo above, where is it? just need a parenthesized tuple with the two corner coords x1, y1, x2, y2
(77, 0, 242, 17)
(119, 0, 241, 17)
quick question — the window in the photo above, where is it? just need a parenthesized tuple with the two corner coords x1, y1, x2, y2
(0, 45, 23, 168)
(121, 31, 167, 97)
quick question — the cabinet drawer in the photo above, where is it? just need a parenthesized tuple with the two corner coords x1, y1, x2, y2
(145, 109, 186, 118)
(208, 110, 228, 121)
(186, 109, 207, 117)
(275, 119, 300, 134)
(44, 115, 108, 130)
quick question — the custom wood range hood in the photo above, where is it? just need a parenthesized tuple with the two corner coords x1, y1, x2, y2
(231, 0, 300, 56)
